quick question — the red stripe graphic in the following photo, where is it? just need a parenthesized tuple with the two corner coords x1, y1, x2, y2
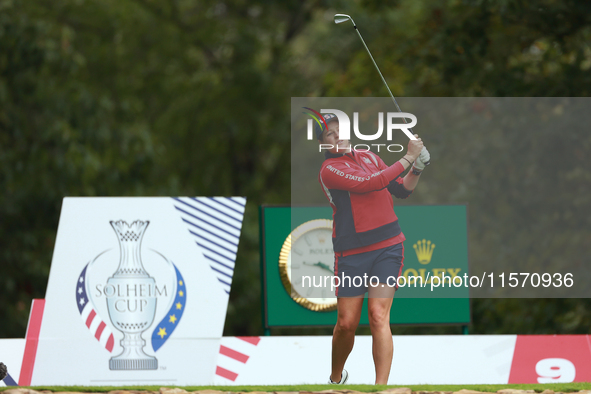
(396, 243, 405, 290)
(216, 366, 238, 381)
(216, 337, 261, 381)
(19, 299, 45, 386)
(236, 336, 261, 345)
(220, 345, 249, 363)
(106, 334, 115, 352)
(95, 321, 106, 340)
(334, 254, 339, 297)
(86, 309, 96, 328)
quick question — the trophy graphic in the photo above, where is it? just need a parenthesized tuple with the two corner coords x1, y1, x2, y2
(106, 220, 158, 370)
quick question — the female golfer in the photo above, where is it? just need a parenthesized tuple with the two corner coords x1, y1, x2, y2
(316, 113, 429, 385)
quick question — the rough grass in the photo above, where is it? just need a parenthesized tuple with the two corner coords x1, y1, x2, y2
(2, 383, 591, 392)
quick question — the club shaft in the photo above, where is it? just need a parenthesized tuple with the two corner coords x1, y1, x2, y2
(353, 26, 412, 129)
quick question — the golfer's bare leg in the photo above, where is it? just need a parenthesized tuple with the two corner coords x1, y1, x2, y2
(331, 296, 364, 383)
(368, 284, 396, 385)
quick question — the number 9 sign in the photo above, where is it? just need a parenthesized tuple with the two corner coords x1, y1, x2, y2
(508, 335, 591, 383)
(535, 358, 576, 383)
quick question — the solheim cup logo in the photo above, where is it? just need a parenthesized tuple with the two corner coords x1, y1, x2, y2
(75, 220, 187, 371)
(107, 220, 157, 370)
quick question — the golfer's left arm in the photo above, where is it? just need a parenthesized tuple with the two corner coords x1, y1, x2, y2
(402, 171, 421, 191)
(386, 146, 430, 198)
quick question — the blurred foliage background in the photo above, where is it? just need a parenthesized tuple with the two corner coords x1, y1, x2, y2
(1, 0, 590, 338)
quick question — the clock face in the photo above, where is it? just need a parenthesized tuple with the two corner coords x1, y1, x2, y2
(279, 219, 337, 311)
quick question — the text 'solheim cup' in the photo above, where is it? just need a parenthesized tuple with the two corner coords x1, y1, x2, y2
(107, 220, 158, 370)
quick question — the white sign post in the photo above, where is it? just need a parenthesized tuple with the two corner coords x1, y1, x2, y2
(31, 197, 246, 385)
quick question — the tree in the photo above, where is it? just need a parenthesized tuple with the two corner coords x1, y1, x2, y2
(1, 0, 590, 338)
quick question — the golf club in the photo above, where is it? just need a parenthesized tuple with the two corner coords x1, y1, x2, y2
(334, 14, 404, 112)
(334, 14, 426, 147)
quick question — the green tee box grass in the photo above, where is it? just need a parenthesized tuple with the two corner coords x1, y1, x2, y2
(2, 383, 591, 392)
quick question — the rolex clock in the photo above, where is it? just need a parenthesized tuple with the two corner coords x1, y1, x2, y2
(279, 219, 337, 312)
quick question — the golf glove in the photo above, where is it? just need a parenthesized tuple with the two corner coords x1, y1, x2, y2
(412, 146, 430, 172)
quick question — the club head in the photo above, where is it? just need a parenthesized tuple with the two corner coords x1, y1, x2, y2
(334, 14, 354, 26)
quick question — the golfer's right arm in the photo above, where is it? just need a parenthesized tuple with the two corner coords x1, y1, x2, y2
(320, 138, 423, 193)
(397, 135, 423, 171)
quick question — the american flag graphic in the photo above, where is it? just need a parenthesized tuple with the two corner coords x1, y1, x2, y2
(76, 264, 115, 352)
(214, 336, 261, 382)
(172, 197, 245, 294)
